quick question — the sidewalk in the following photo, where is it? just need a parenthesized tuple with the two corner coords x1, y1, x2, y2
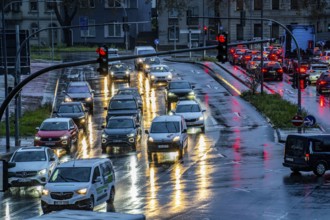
(0, 61, 60, 160)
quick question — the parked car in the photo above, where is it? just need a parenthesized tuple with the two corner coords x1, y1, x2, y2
(283, 134, 330, 176)
(165, 80, 195, 110)
(34, 118, 79, 153)
(53, 102, 89, 132)
(134, 46, 157, 70)
(147, 64, 173, 87)
(307, 63, 329, 84)
(109, 63, 131, 83)
(64, 81, 94, 114)
(316, 71, 330, 94)
(8, 146, 59, 187)
(145, 115, 188, 162)
(41, 158, 116, 213)
(257, 61, 283, 81)
(101, 116, 141, 154)
(116, 87, 143, 110)
(171, 100, 206, 133)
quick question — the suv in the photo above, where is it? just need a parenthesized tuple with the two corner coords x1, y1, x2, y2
(34, 118, 79, 153)
(104, 94, 141, 123)
(165, 80, 195, 110)
(8, 146, 59, 187)
(53, 102, 89, 132)
(64, 81, 95, 114)
(41, 158, 116, 213)
(134, 46, 157, 70)
(145, 115, 188, 162)
(283, 134, 330, 176)
(116, 87, 143, 110)
(101, 116, 141, 154)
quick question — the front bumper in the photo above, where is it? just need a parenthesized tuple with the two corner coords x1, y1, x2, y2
(41, 194, 91, 212)
(147, 141, 182, 153)
(34, 139, 70, 149)
(9, 176, 47, 187)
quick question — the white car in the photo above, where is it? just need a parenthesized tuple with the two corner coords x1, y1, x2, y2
(41, 158, 116, 213)
(171, 100, 206, 133)
(307, 63, 329, 84)
(147, 64, 173, 87)
(8, 146, 59, 187)
(133, 46, 156, 70)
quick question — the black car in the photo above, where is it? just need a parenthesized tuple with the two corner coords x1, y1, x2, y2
(116, 87, 143, 110)
(64, 81, 94, 113)
(165, 80, 195, 110)
(53, 102, 89, 132)
(257, 61, 284, 81)
(104, 94, 141, 123)
(316, 71, 330, 95)
(101, 116, 141, 154)
(109, 63, 131, 83)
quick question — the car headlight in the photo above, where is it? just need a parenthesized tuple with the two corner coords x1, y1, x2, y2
(38, 169, 47, 176)
(127, 133, 135, 137)
(125, 71, 129, 75)
(111, 71, 114, 75)
(34, 136, 41, 141)
(42, 189, 49, 196)
(64, 97, 72, 102)
(85, 97, 92, 102)
(60, 135, 68, 140)
(189, 91, 195, 96)
(148, 136, 154, 142)
(199, 116, 204, 121)
(145, 64, 150, 69)
(151, 75, 155, 79)
(172, 136, 180, 142)
(138, 58, 143, 63)
(76, 188, 88, 195)
(102, 133, 108, 138)
(167, 74, 172, 79)
(168, 92, 175, 96)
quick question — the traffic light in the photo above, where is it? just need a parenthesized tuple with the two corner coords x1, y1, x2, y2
(203, 26, 208, 35)
(290, 73, 298, 89)
(299, 74, 308, 89)
(216, 33, 228, 63)
(96, 46, 108, 76)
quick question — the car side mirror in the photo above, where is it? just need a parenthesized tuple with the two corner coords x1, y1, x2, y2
(36, 127, 40, 131)
(182, 129, 187, 133)
(202, 109, 206, 112)
(50, 157, 56, 162)
(8, 162, 16, 168)
(93, 176, 102, 183)
(101, 125, 105, 129)
(136, 124, 140, 128)
(69, 126, 75, 130)
(192, 85, 195, 89)
(145, 130, 149, 134)
(91, 90, 95, 93)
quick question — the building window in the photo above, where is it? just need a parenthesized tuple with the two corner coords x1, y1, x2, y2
(106, 0, 123, 8)
(89, 0, 95, 8)
(272, 0, 279, 10)
(237, 24, 244, 40)
(30, 0, 38, 12)
(236, 0, 244, 11)
(186, 7, 199, 25)
(45, 1, 54, 11)
(291, 0, 299, 10)
(81, 19, 95, 37)
(127, 0, 137, 8)
(107, 23, 123, 37)
(168, 18, 179, 26)
(254, 23, 262, 37)
(271, 24, 279, 39)
(169, 9, 178, 18)
(254, 0, 262, 10)
(168, 26, 179, 41)
(31, 23, 39, 39)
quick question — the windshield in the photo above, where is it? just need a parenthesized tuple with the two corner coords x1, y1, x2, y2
(109, 100, 137, 110)
(107, 119, 134, 129)
(150, 121, 180, 133)
(40, 121, 68, 131)
(67, 86, 90, 93)
(312, 66, 328, 71)
(111, 65, 127, 71)
(117, 90, 138, 96)
(58, 105, 82, 113)
(12, 151, 46, 162)
(138, 49, 155, 55)
(145, 57, 161, 64)
(49, 167, 91, 183)
(150, 66, 169, 72)
(176, 104, 201, 113)
(169, 82, 190, 89)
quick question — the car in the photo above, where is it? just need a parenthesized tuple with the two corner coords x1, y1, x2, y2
(108, 63, 131, 83)
(257, 61, 283, 81)
(8, 146, 59, 187)
(34, 118, 79, 153)
(283, 134, 330, 176)
(41, 158, 116, 213)
(307, 63, 329, 84)
(116, 87, 143, 110)
(228, 48, 247, 65)
(171, 100, 206, 133)
(147, 64, 173, 87)
(104, 94, 141, 123)
(134, 46, 157, 70)
(53, 102, 89, 132)
(320, 50, 330, 65)
(165, 80, 195, 110)
(64, 81, 95, 114)
(143, 56, 161, 74)
(316, 71, 330, 94)
(246, 56, 268, 74)
(240, 50, 260, 68)
(145, 115, 188, 162)
(101, 116, 141, 154)
(107, 48, 121, 66)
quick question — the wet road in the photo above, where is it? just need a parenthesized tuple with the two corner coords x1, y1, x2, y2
(1, 57, 330, 220)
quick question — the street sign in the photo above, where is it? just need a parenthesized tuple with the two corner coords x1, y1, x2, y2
(304, 115, 316, 127)
(154, 39, 159, 45)
(291, 115, 304, 127)
(79, 16, 88, 31)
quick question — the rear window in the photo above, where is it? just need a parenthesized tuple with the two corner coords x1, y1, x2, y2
(285, 136, 308, 157)
(313, 139, 330, 152)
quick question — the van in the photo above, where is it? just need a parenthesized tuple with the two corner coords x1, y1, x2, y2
(41, 158, 115, 213)
(283, 134, 330, 176)
(133, 46, 156, 70)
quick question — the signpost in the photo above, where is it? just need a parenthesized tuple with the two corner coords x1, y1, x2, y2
(304, 115, 316, 127)
(154, 38, 159, 51)
(291, 115, 304, 127)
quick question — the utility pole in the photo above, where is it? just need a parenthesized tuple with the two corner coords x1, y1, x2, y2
(260, 1, 264, 94)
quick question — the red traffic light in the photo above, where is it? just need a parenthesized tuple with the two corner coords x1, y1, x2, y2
(217, 34, 226, 43)
(96, 47, 106, 56)
(203, 26, 208, 31)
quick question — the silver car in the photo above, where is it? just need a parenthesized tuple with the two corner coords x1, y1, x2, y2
(147, 64, 173, 87)
(307, 63, 329, 84)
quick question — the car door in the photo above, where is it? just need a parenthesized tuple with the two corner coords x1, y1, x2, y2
(69, 119, 79, 142)
(92, 166, 107, 205)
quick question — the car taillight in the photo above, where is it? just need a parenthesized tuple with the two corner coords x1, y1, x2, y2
(262, 68, 267, 73)
(250, 62, 255, 65)
(319, 80, 327, 85)
(234, 54, 239, 58)
(245, 56, 251, 60)
(305, 153, 310, 161)
(277, 68, 283, 73)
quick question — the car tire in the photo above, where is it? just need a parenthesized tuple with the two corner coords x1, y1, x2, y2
(313, 162, 327, 177)
(201, 126, 205, 133)
(107, 187, 115, 204)
(88, 195, 94, 211)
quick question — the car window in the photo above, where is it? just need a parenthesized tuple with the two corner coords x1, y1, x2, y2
(107, 119, 134, 128)
(50, 167, 91, 183)
(150, 66, 169, 72)
(169, 82, 190, 89)
(93, 166, 101, 182)
(68, 85, 90, 93)
(100, 162, 113, 177)
(176, 104, 201, 113)
(150, 121, 180, 133)
(58, 105, 81, 113)
(109, 100, 137, 109)
(69, 120, 75, 128)
(12, 151, 46, 162)
(40, 121, 68, 131)
(111, 64, 127, 71)
(48, 149, 55, 160)
(138, 49, 155, 55)
(265, 62, 281, 68)
(285, 137, 307, 156)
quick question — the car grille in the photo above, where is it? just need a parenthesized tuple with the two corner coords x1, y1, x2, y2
(108, 134, 128, 140)
(14, 171, 38, 177)
(40, 137, 61, 142)
(51, 192, 74, 200)
(156, 76, 166, 79)
(72, 98, 86, 102)
(185, 118, 199, 122)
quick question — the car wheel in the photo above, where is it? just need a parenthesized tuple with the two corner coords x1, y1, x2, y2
(290, 168, 300, 173)
(313, 162, 327, 177)
(107, 187, 115, 203)
(201, 126, 205, 133)
(88, 196, 94, 211)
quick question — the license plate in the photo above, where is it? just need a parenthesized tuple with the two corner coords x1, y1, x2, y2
(54, 201, 69, 205)
(286, 157, 294, 162)
(112, 140, 122, 143)
(18, 178, 30, 182)
(45, 142, 56, 146)
(158, 145, 169, 148)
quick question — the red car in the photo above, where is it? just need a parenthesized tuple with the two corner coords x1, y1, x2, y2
(34, 117, 79, 153)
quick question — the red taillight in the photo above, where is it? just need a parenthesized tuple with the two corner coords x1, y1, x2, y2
(305, 153, 310, 161)
(319, 80, 327, 85)
(234, 54, 239, 58)
(250, 62, 255, 65)
(277, 68, 283, 73)
(245, 56, 251, 60)
(262, 68, 267, 73)
(230, 49, 235, 54)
